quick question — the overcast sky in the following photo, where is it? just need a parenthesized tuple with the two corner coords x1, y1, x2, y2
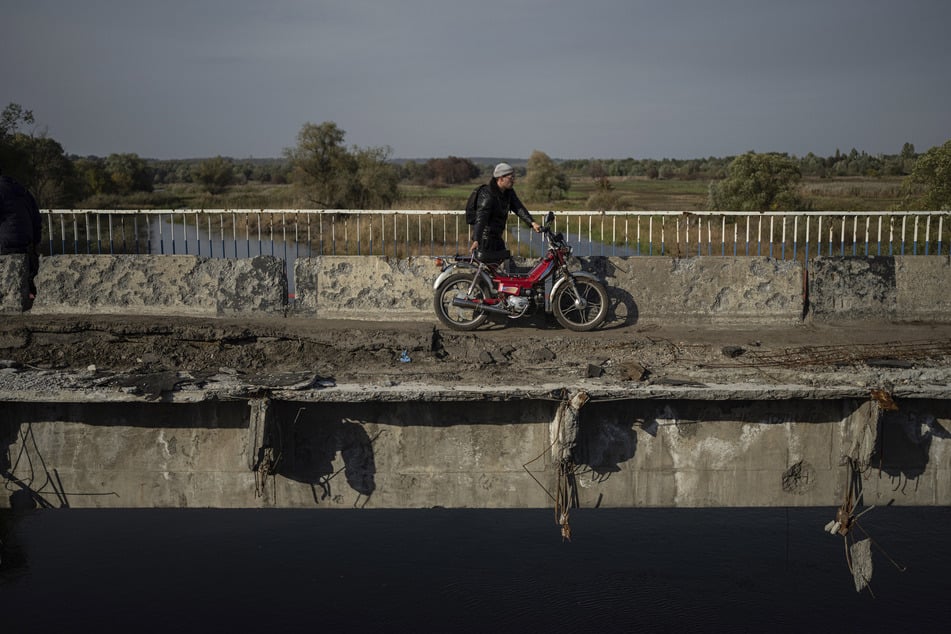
(5, 0, 950, 160)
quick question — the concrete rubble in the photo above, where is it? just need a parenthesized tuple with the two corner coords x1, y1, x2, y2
(1, 315, 950, 404)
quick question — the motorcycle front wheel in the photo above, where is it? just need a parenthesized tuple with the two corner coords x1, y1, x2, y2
(552, 278, 608, 331)
(434, 272, 491, 331)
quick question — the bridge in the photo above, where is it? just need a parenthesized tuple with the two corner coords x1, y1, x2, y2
(1, 245, 950, 512)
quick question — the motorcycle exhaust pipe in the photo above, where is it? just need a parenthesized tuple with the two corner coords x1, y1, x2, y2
(452, 297, 510, 315)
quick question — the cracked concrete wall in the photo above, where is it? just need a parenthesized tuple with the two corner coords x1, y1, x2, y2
(810, 255, 951, 322)
(0, 254, 30, 313)
(294, 255, 438, 319)
(294, 255, 805, 324)
(27, 254, 286, 317)
(895, 256, 951, 321)
(3, 397, 949, 509)
(5, 253, 950, 322)
(579, 256, 804, 324)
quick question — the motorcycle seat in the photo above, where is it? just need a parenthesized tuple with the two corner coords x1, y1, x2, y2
(476, 248, 511, 263)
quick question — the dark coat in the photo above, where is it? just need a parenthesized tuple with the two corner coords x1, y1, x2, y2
(471, 179, 534, 252)
(0, 175, 41, 253)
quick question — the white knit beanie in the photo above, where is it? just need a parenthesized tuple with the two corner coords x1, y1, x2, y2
(493, 162, 514, 178)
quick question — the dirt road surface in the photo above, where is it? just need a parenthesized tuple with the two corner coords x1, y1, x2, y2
(2, 313, 951, 400)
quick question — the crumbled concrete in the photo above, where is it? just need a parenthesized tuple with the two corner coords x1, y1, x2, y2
(0, 254, 29, 313)
(5, 252, 951, 510)
(13, 254, 951, 323)
(810, 255, 951, 321)
(1, 314, 950, 402)
(810, 256, 897, 320)
(2, 316, 951, 509)
(578, 256, 804, 324)
(294, 255, 435, 318)
(29, 254, 286, 317)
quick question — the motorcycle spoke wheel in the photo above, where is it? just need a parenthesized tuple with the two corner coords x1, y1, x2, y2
(553, 278, 608, 332)
(434, 273, 490, 331)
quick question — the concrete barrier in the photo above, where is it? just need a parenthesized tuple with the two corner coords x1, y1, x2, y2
(0, 254, 30, 313)
(4, 394, 950, 508)
(294, 255, 436, 319)
(30, 254, 287, 317)
(895, 256, 951, 322)
(5, 252, 949, 324)
(292, 255, 805, 325)
(578, 256, 805, 325)
(809, 255, 951, 322)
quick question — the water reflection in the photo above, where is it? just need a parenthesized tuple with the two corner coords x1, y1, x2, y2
(149, 215, 308, 294)
(511, 225, 638, 258)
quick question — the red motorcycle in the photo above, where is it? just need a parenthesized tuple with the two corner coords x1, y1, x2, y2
(433, 212, 609, 331)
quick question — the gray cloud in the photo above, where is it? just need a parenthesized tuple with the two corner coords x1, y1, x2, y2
(5, 0, 950, 159)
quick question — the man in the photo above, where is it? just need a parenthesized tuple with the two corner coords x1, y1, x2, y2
(470, 162, 541, 259)
(0, 168, 42, 299)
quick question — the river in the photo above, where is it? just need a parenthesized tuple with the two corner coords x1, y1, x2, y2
(2, 506, 948, 632)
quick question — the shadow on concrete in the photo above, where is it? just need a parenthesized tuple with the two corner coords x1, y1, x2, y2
(2, 401, 250, 429)
(0, 420, 68, 511)
(873, 403, 951, 486)
(605, 285, 639, 329)
(574, 402, 638, 478)
(580, 256, 639, 328)
(271, 410, 377, 505)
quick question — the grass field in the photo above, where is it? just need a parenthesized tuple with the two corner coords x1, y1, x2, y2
(47, 173, 946, 259)
(394, 175, 911, 212)
(124, 174, 911, 213)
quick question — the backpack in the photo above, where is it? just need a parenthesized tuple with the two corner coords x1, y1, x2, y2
(464, 185, 485, 225)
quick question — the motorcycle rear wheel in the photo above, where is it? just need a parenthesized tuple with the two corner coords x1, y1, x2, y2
(552, 278, 608, 331)
(434, 272, 491, 331)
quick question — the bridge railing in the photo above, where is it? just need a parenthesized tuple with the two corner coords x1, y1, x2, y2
(40, 209, 950, 261)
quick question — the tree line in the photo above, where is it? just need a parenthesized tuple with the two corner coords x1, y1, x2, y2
(2, 101, 950, 211)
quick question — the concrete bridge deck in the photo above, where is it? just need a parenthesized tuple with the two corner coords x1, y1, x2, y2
(3, 251, 950, 511)
(2, 314, 950, 511)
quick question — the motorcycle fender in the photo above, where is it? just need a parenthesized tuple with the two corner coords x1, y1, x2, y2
(433, 265, 493, 291)
(548, 271, 603, 307)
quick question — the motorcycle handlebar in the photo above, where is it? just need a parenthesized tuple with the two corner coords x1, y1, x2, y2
(542, 227, 566, 248)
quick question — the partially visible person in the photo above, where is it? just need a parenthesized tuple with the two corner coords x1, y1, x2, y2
(470, 162, 541, 259)
(0, 168, 42, 299)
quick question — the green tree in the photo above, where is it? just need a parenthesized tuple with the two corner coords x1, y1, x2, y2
(1, 103, 35, 180)
(74, 157, 114, 198)
(424, 156, 479, 185)
(525, 150, 570, 201)
(400, 160, 426, 184)
(285, 121, 398, 208)
(708, 152, 805, 211)
(351, 146, 399, 208)
(902, 139, 951, 210)
(105, 153, 153, 194)
(16, 135, 79, 207)
(900, 142, 916, 161)
(1, 103, 34, 139)
(2, 103, 80, 206)
(285, 122, 353, 207)
(195, 156, 235, 194)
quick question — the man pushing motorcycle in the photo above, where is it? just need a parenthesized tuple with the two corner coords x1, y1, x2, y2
(435, 172, 609, 331)
(470, 162, 541, 260)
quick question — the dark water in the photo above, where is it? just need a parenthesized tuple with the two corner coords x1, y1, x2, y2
(2, 507, 948, 633)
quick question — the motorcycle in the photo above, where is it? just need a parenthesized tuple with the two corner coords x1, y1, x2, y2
(432, 211, 609, 331)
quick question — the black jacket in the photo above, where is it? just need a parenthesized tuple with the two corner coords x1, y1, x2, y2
(0, 176, 41, 254)
(471, 179, 534, 250)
